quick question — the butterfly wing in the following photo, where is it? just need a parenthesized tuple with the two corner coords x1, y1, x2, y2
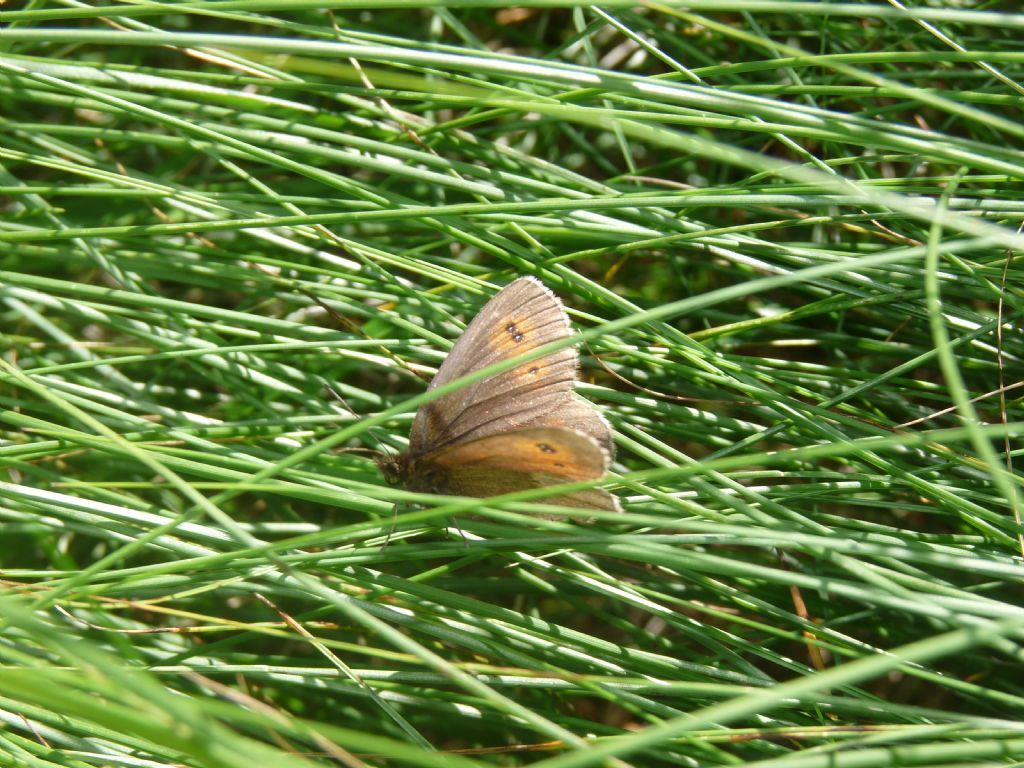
(409, 277, 613, 459)
(418, 427, 620, 512)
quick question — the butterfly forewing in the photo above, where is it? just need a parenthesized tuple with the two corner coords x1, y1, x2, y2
(409, 277, 581, 456)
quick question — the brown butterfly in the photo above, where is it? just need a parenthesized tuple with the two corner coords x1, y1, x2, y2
(380, 277, 620, 512)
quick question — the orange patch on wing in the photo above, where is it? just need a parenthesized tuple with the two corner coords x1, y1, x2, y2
(429, 428, 607, 481)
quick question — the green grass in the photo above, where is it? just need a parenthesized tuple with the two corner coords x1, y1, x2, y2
(2, 3, 1024, 767)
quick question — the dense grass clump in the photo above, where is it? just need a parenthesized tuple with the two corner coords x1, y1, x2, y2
(1, 4, 1023, 767)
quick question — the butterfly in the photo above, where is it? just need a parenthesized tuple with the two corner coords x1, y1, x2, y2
(380, 277, 620, 513)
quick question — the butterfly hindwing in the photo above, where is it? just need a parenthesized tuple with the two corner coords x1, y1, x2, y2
(423, 428, 620, 512)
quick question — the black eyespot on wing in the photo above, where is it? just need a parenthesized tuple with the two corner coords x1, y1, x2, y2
(528, 366, 540, 375)
(537, 443, 556, 454)
(506, 322, 525, 343)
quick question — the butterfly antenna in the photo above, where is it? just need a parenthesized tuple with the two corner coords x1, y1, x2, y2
(324, 382, 395, 459)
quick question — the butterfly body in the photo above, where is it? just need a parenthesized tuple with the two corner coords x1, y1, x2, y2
(384, 277, 619, 512)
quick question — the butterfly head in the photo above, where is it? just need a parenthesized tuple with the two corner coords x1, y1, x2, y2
(377, 450, 449, 496)
(375, 451, 408, 487)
